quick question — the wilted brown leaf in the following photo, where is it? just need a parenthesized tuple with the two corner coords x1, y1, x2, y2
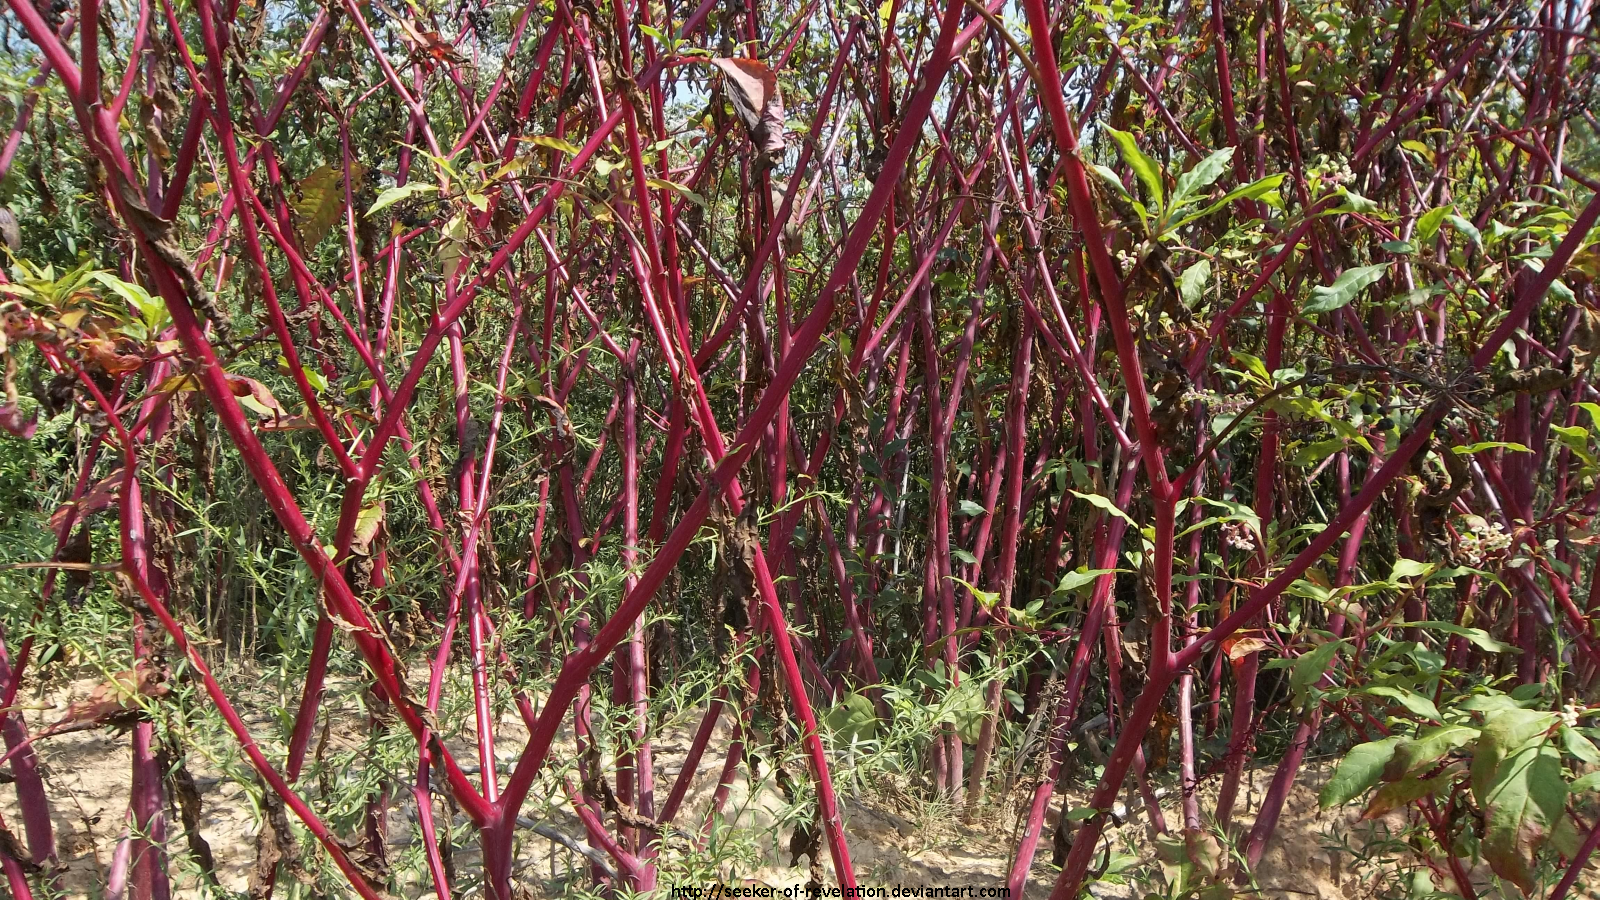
(711, 58, 785, 162)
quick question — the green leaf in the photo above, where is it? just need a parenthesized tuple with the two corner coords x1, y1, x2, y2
(1178, 258, 1211, 308)
(1107, 128, 1163, 210)
(1171, 173, 1287, 228)
(823, 693, 879, 743)
(1366, 686, 1445, 724)
(1447, 214, 1483, 249)
(1088, 164, 1132, 200)
(1363, 772, 1448, 819)
(1382, 724, 1477, 780)
(366, 182, 438, 217)
(646, 177, 709, 209)
(1305, 263, 1390, 315)
(1320, 736, 1405, 808)
(1389, 558, 1434, 582)
(1451, 441, 1532, 455)
(1482, 741, 1566, 892)
(1056, 567, 1119, 595)
(1171, 147, 1235, 209)
(438, 213, 469, 282)
(1070, 490, 1136, 527)
(301, 365, 328, 394)
(1290, 639, 1345, 700)
(1570, 771, 1600, 794)
(949, 577, 1000, 611)
(957, 499, 989, 517)
(1415, 206, 1451, 244)
(92, 273, 167, 331)
(1472, 708, 1559, 805)
(1335, 188, 1380, 214)
(945, 678, 988, 743)
(1561, 725, 1600, 765)
(1403, 620, 1514, 653)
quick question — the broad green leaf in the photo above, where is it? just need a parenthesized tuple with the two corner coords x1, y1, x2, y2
(823, 692, 879, 743)
(1482, 741, 1566, 892)
(92, 273, 167, 331)
(1305, 263, 1390, 315)
(438, 213, 469, 282)
(1366, 686, 1445, 724)
(1320, 736, 1405, 808)
(1382, 724, 1477, 779)
(1088, 163, 1133, 200)
(1335, 188, 1380, 214)
(1070, 490, 1136, 527)
(1107, 128, 1163, 209)
(1290, 639, 1345, 700)
(1363, 772, 1448, 819)
(1184, 827, 1225, 879)
(1569, 771, 1600, 794)
(1472, 708, 1558, 804)
(1447, 214, 1483, 249)
(1389, 558, 1434, 581)
(1451, 441, 1532, 455)
(958, 499, 989, 517)
(1171, 173, 1286, 228)
(945, 678, 988, 743)
(1561, 725, 1600, 765)
(646, 176, 709, 209)
(1403, 620, 1514, 653)
(1232, 350, 1272, 384)
(366, 182, 438, 217)
(950, 577, 1000, 611)
(1171, 147, 1235, 209)
(1056, 567, 1119, 595)
(1415, 206, 1451, 244)
(1178, 258, 1211, 308)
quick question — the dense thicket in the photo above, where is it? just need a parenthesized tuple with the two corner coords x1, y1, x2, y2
(0, 0, 1598, 896)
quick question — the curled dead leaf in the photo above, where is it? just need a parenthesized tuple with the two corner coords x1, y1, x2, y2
(42, 659, 169, 736)
(711, 58, 785, 162)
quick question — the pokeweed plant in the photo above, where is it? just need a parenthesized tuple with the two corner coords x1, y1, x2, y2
(0, 0, 1597, 897)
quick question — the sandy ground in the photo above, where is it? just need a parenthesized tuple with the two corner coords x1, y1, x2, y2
(0, 666, 1593, 899)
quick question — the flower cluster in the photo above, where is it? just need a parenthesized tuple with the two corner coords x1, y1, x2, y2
(1455, 514, 1512, 566)
(1222, 521, 1258, 553)
(1307, 154, 1357, 190)
(1562, 702, 1582, 730)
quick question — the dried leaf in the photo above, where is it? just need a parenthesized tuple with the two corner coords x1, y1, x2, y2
(1223, 634, 1269, 660)
(249, 787, 295, 900)
(711, 58, 785, 160)
(47, 467, 123, 531)
(351, 503, 385, 557)
(43, 659, 169, 735)
(294, 163, 366, 250)
(0, 402, 35, 439)
(80, 338, 145, 375)
(0, 206, 20, 254)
